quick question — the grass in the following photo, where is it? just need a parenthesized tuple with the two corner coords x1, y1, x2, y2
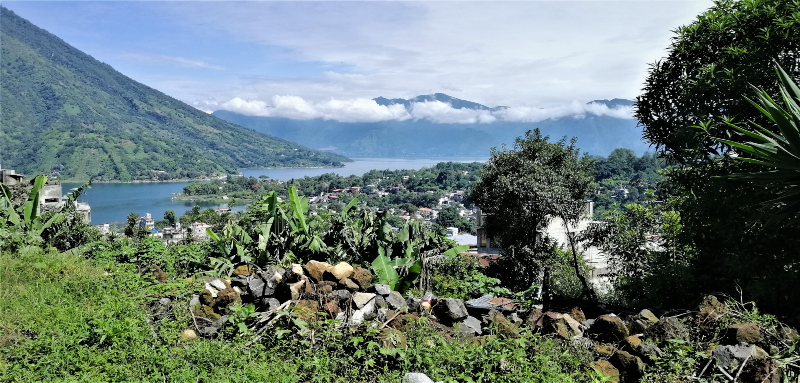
(0, 245, 597, 382)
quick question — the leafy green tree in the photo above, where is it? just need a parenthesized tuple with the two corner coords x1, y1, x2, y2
(470, 129, 594, 292)
(636, 0, 800, 313)
(163, 210, 176, 227)
(637, 0, 800, 162)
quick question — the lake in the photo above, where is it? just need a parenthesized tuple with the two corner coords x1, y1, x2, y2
(64, 157, 488, 224)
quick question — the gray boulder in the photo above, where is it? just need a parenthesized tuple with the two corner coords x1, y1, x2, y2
(403, 373, 436, 383)
(406, 297, 421, 312)
(352, 292, 377, 309)
(386, 291, 407, 310)
(435, 298, 468, 323)
(457, 316, 482, 335)
(368, 284, 392, 296)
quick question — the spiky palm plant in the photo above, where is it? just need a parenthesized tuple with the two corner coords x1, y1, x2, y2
(714, 63, 800, 225)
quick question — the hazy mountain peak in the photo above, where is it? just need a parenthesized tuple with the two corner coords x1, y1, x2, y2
(374, 93, 501, 111)
(588, 98, 635, 108)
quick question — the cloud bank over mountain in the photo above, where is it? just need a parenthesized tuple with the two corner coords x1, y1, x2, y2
(199, 96, 634, 124)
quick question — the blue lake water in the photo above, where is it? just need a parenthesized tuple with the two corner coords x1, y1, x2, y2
(65, 157, 488, 224)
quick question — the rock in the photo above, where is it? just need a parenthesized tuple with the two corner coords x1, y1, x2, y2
(375, 295, 387, 309)
(484, 310, 520, 338)
(525, 308, 544, 326)
(352, 292, 377, 309)
(435, 298, 469, 323)
(288, 280, 306, 301)
(180, 329, 198, 341)
(295, 300, 321, 322)
(214, 288, 241, 315)
(582, 319, 596, 331)
(367, 284, 391, 296)
(350, 296, 377, 325)
(290, 263, 304, 279)
(624, 335, 642, 350)
(780, 327, 800, 344)
(542, 312, 582, 339)
(699, 295, 726, 314)
(209, 278, 228, 291)
(723, 322, 762, 345)
(351, 267, 373, 288)
(713, 344, 769, 373)
(197, 316, 227, 338)
(594, 344, 617, 357)
(189, 295, 202, 313)
(339, 278, 360, 291)
(643, 316, 689, 343)
(260, 267, 285, 285)
(592, 360, 620, 382)
(569, 307, 586, 322)
(263, 298, 281, 312)
(199, 289, 215, 307)
(330, 262, 354, 280)
(456, 316, 482, 335)
(323, 300, 340, 317)
(328, 289, 352, 302)
(233, 265, 251, 276)
(317, 281, 337, 295)
(379, 328, 408, 349)
(609, 350, 646, 381)
(248, 277, 274, 299)
(591, 315, 630, 342)
(741, 356, 781, 383)
(403, 372, 435, 383)
(406, 297, 421, 312)
(203, 284, 219, 298)
(638, 342, 664, 364)
(508, 312, 522, 325)
(305, 260, 333, 282)
(638, 309, 659, 325)
(386, 291, 407, 310)
(377, 308, 389, 322)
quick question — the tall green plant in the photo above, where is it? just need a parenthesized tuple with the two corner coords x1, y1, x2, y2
(710, 64, 800, 225)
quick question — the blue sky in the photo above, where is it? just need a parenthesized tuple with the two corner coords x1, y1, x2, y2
(2, 1, 713, 123)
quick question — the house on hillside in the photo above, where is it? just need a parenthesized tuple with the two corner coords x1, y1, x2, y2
(139, 213, 155, 231)
(0, 169, 24, 185)
(475, 201, 609, 289)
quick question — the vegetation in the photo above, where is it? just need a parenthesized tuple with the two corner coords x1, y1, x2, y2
(0, 7, 349, 182)
(470, 129, 595, 293)
(631, 0, 800, 314)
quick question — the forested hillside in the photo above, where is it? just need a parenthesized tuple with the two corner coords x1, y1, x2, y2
(0, 7, 349, 182)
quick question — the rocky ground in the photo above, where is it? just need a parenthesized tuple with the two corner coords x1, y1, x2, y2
(166, 260, 800, 383)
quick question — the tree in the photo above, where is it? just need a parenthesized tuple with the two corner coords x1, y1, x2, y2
(635, 0, 800, 313)
(637, 0, 800, 163)
(164, 210, 176, 227)
(470, 129, 594, 292)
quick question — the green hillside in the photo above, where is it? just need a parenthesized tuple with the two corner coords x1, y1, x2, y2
(0, 7, 350, 182)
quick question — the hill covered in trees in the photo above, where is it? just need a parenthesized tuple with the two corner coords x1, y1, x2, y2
(0, 7, 350, 182)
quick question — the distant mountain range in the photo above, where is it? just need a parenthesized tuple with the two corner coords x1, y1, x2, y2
(0, 7, 350, 182)
(214, 96, 648, 158)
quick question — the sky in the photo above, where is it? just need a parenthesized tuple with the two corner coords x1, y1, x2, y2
(2, 1, 714, 123)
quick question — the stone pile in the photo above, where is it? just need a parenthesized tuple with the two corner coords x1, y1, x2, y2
(188, 268, 794, 382)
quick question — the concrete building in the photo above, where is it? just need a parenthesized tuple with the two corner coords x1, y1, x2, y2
(0, 169, 24, 186)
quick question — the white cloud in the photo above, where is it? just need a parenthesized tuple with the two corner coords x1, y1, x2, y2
(204, 96, 633, 124)
(156, 1, 713, 107)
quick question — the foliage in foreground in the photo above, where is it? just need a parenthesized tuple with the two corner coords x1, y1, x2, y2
(0, 246, 595, 383)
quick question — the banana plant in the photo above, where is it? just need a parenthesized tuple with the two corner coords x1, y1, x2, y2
(709, 63, 800, 225)
(1, 175, 63, 235)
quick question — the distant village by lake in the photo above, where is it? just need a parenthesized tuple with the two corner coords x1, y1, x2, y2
(64, 157, 488, 225)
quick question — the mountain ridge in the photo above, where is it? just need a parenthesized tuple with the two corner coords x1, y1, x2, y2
(0, 7, 350, 182)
